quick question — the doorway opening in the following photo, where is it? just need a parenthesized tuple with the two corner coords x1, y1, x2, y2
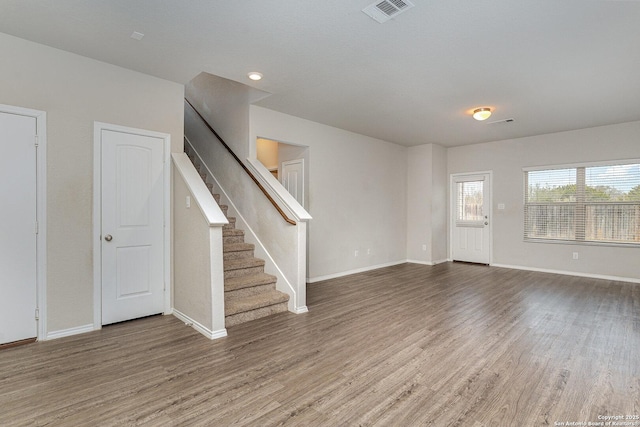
(256, 137, 309, 209)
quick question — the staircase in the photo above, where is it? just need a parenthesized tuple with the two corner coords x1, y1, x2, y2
(185, 146, 290, 328)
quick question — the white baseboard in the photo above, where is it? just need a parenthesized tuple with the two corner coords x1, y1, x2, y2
(406, 259, 434, 266)
(491, 263, 640, 284)
(173, 309, 227, 340)
(307, 259, 638, 286)
(294, 306, 309, 314)
(400, 259, 450, 266)
(46, 323, 96, 341)
(307, 260, 407, 283)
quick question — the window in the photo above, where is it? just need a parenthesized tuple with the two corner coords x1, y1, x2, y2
(524, 161, 640, 245)
(456, 180, 484, 223)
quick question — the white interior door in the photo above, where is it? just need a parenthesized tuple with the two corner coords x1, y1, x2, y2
(452, 173, 491, 264)
(100, 127, 165, 325)
(0, 111, 37, 344)
(281, 159, 304, 207)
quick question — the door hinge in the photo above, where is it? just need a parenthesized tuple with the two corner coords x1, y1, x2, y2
(35, 221, 39, 234)
(35, 308, 40, 320)
(34, 135, 39, 147)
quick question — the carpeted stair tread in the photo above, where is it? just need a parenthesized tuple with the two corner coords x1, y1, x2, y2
(185, 146, 290, 329)
(224, 289, 289, 317)
(223, 242, 253, 260)
(223, 242, 253, 252)
(224, 300, 289, 327)
(223, 228, 244, 237)
(224, 257, 265, 272)
(225, 272, 277, 292)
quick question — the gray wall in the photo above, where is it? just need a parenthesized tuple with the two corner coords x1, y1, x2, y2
(448, 121, 640, 281)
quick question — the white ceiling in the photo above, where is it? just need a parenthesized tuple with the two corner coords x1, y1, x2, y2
(2, 0, 640, 147)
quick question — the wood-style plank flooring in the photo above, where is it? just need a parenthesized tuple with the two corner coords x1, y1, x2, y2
(1, 263, 638, 426)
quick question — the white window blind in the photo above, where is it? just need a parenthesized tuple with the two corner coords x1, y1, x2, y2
(524, 162, 640, 245)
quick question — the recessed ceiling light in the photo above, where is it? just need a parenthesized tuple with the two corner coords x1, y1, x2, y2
(130, 31, 144, 41)
(472, 108, 492, 121)
(248, 72, 263, 81)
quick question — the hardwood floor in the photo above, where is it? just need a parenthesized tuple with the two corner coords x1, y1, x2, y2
(1, 263, 638, 426)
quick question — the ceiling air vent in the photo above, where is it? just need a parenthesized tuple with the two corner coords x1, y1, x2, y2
(487, 118, 516, 125)
(362, 0, 415, 23)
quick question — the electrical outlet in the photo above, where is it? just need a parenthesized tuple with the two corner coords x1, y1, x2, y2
(367, 248, 371, 255)
(422, 244, 427, 251)
(355, 250, 359, 257)
(573, 252, 579, 260)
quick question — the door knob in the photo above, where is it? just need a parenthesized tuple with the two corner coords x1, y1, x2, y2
(484, 222, 489, 226)
(104, 234, 113, 242)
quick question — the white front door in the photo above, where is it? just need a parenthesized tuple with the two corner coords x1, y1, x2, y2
(98, 126, 166, 325)
(451, 173, 492, 264)
(281, 159, 304, 207)
(0, 111, 37, 344)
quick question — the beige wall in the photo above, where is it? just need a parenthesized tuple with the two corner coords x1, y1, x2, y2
(186, 72, 268, 161)
(448, 121, 640, 281)
(250, 106, 408, 280)
(173, 169, 213, 330)
(406, 144, 448, 264)
(0, 33, 184, 333)
(256, 138, 279, 170)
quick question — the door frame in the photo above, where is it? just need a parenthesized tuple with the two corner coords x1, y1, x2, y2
(0, 104, 47, 341)
(92, 122, 171, 329)
(449, 171, 493, 264)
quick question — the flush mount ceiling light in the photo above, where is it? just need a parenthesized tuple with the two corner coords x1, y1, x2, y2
(247, 72, 263, 81)
(473, 108, 492, 121)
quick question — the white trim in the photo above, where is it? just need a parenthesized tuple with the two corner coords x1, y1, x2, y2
(294, 306, 309, 314)
(449, 171, 493, 264)
(406, 259, 434, 266)
(173, 309, 227, 340)
(491, 263, 640, 284)
(185, 137, 307, 312)
(307, 260, 407, 283)
(523, 157, 640, 172)
(308, 259, 640, 286)
(0, 104, 47, 342)
(46, 324, 95, 341)
(246, 157, 311, 222)
(406, 259, 449, 265)
(93, 122, 171, 330)
(172, 153, 228, 226)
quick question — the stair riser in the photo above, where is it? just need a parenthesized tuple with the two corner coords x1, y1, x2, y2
(223, 250, 254, 261)
(224, 266, 264, 279)
(223, 223, 236, 231)
(225, 302, 289, 327)
(225, 283, 277, 300)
